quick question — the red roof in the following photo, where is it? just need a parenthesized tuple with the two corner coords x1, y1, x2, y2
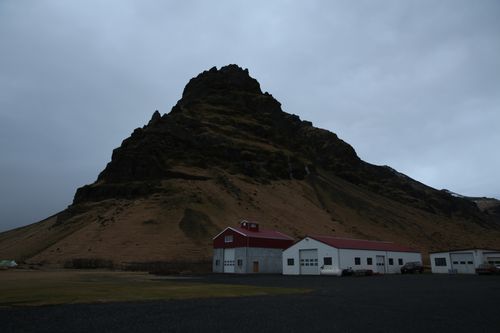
(309, 235, 419, 253)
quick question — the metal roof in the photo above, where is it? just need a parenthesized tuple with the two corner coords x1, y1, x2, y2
(309, 235, 419, 253)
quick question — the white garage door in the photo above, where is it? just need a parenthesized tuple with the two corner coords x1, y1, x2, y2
(486, 256, 500, 266)
(299, 249, 319, 275)
(223, 248, 235, 273)
(450, 253, 475, 274)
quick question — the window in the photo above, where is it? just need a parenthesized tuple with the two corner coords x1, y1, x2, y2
(304, 258, 318, 266)
(434, 257, 447, 266)
(460, 261, 466, 265)
(467, 261, 473, 265)
(389, 258, 394, 265)
(287, 258, 294, 266)
(367, 258, 373, 265)
(224, 235, 233, 243)
(323, 257, 332, 265)
(398, 258, 403, 265)
(237, 259, 243, 266)
(453, 261, 459, 265)
(354, 257, 361, 265)
(215, 259, 220, 266)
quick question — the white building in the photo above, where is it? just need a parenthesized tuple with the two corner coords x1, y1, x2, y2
(282, 235, 422, 275)
(430, 248, 500, 274)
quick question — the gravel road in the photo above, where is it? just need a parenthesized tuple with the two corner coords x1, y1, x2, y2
(2, 274, 499, 332)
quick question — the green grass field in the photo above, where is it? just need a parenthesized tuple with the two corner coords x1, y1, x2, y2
(0, 269, 307, 306)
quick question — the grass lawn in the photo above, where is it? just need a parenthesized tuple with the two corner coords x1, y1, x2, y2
(0, 269, 307, 306)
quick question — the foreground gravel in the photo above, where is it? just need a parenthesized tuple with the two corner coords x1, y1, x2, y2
(2, 274, 499, 333)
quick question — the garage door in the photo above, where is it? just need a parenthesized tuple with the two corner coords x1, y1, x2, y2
(450, 253, 475, 274)
(486, 256, 500, 266)
(223, 248, 235, 273)
(299, 249, 319, 275)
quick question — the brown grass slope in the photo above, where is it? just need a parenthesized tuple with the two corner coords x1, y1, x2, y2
(1, 65, 499, 265)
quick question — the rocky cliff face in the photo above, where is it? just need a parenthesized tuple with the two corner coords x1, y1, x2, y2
(1, 65, 499, 265)
(74, 64, 494, 225)
(74, 65, 359, 202)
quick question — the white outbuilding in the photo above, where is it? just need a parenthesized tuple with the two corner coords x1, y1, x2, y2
(430, 248, 500, 274)
(282, 235, 422, 275)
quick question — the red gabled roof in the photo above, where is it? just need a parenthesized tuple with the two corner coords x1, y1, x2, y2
(309, 235, 419, 253)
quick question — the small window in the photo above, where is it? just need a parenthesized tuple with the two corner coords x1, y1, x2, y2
(354, 257, 361, 265)
(460, 261, 466, 265)
(215, 259, 220, 266)
(287, 258, 294, 266)
(398, 258, 403, 265)
(434, 257, 447, 266)
(224, 235, 233, 243)
(367, 258, 373, 265)
(389, 258, 394, 265)
(237, 259, 243, 266)
(453, 261, 459, 265)
(323, 257, 332, 265)
(467, 261, 473, 265)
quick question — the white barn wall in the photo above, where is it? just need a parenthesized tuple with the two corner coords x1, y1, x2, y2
(430, 252, 452, 273)
(283, 237, 422, 275)
(283, 238, 337, 275)
(431, 249, 500, 274)
(387, 251, 423, 273)
(214, 247, 284, 273)
(339, 249, 421, 273)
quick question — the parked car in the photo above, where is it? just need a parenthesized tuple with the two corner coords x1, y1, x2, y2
(476, 263, 500, 275)
(401, 262, 423, 274)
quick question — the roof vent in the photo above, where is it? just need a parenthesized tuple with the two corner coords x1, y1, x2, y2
(240, 220, 259, 232)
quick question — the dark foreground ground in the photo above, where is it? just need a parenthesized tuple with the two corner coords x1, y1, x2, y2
(2, 273, 499, 333)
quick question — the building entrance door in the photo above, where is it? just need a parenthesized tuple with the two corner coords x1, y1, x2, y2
(253, 261, 259, 273)
(376, 255, 386, 274)
(299, 249, 319, 275)
(223, 248, 235, 273)
(450, 253, 475, 274)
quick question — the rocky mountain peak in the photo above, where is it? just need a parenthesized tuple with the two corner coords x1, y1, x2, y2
(70, 65, 500, 228)
(180, 64, 262, 101)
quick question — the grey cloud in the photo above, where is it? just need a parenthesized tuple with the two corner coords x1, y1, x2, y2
(0, 0, 499, 231)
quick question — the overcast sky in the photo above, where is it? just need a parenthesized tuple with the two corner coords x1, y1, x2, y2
(1, 0, 499, 232)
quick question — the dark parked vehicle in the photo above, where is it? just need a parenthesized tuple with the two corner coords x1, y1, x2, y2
(401, 262, 424, 274)
(476, 263, 500, 275)
(341, 268, 354, 276)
